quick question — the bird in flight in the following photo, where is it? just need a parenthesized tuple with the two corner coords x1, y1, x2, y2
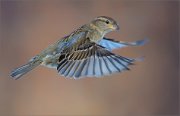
(11, 16, 148, 80)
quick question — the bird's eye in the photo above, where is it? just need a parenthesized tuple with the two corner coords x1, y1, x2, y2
(105, 20, 109, 24)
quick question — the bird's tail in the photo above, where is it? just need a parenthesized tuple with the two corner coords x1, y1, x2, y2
(10, 56, 42, 80)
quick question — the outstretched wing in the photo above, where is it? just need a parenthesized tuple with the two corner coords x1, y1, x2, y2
(99, 38, 149, 51)
(57, 42, 135, 79)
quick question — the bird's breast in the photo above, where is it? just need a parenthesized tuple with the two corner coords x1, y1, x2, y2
(88, 30, 104, 43)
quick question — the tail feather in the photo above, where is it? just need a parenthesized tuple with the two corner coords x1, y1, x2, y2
(10, 60, 41, 80)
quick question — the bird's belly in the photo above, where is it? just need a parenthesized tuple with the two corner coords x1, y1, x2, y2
(41, 54, 59, 69)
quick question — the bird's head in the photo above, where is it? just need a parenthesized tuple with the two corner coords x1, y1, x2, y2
(91, 16, 119, 33)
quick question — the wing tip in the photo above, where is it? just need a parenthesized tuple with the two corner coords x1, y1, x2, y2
(136, 38, 149, 46)
(133, 56, 145, 62)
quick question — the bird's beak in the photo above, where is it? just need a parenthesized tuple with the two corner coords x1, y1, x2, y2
(109, 25, 119, 30)
(115, 24, 120, 30)
(110, 24, 119, 31)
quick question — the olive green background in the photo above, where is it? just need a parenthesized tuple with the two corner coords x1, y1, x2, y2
(0, 0, 179, 116)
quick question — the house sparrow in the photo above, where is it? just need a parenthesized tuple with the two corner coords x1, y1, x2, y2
(11, 16, 148, 80)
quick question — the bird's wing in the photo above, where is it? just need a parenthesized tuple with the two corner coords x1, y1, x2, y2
(60, 31, 86, 47)
(98, 38, 149, 51)
(57, 42, 136, 79)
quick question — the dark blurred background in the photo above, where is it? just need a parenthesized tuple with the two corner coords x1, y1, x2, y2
(0, 0, 179, 116)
